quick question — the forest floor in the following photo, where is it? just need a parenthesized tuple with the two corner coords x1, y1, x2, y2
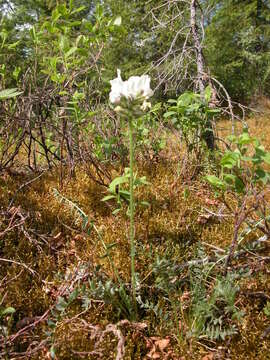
(1, 115, 270, 359)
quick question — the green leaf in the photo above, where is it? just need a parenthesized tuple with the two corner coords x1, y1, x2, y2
(67, 21, 82, 27)
(68, 288, 79, 303)
(13, 66, 21, 80)
(206, 109, 220, 114)
(0, 88, 22, 100)
(262, 152, 270, 165)
(59, 35, 68, 51)
(109, 175, 129, 193)
(101, 195, 116, 202)
(235, 177, 245, 193)
(52, 8, 61, 22)
(224, 174, 236, 185)
(119, 190, 130, 198)
(47, 319, 56, 329)
(55, 297, 68, 312)
(112, 208, 121, 215)
(113, 16, 122, 26)
(50, 346, 56, 359)
(220, 152, 239, 169)
(65, 47, 77, 58)
(238, 132, 254, 145)
(227, 134, 237, 143)
(105, 242, 117, 250)
(8, 41, 20, 50)
(1, 307, 15, 316)
(77, 48, 88, 57)
(205, 175, 226, 190)
(241, 156, 254, 162)
(140, 201, 150, 207)
(263, 302, 270, 316)
(204, 85, 212, 103)
(164, 111, 176, 118)
(71, 6, 86, 15)
(134, 176, 150, 186)
(255, 168, 269, 184)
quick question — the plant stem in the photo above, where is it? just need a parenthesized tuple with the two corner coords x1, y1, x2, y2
(128, 117, 137, 319)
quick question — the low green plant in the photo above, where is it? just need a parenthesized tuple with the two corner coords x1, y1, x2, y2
(152, 256, 184, 295)
(206, 129, 270, 193)
(102, 167, 149, 215)
(0, 88, 22, 100)
(148, 246, 244, 341)
(53, 189, 139, 321)
(0, 304, 15, 337)
(188, 250, 243, 340)
(135, 102, 166, 159)
(164, 87, 220, 153)
(206, 129, 270, 267)
(263, 301, 270, 317)
(46, 287, 80, 359)
(0, 299, 15, 359)
(82, 277, 135, 320)
(189, 274, 243, 340)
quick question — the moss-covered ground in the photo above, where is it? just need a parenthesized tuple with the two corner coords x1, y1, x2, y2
(1, 116, 270, 359)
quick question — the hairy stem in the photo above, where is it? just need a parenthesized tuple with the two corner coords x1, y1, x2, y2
(128, 117, 137, 319)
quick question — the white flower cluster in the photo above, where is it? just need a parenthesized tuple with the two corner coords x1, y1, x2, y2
(109, 69, 153, 105)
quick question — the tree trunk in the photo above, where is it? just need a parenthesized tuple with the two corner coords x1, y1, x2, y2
(190, 0, 205, 95)
(257, 0, 262, 21)
(190, 0, 215, 150)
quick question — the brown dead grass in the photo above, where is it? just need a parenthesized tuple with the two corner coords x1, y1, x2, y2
(1, 115, 270, 359)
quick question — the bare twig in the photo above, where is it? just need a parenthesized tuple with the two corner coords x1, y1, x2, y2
(0, 257, 36, 275)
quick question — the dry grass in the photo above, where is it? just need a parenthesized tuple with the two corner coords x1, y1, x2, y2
(1, 116, 270, 359)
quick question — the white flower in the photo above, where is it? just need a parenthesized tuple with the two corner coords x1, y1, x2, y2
(109, 69, 153, 104)
(109, 69, 125, 104)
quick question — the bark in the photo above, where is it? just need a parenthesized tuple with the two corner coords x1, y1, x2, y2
(257, 0, 262, 21)
(190, 0, 205, 96)
(190, 0, 215, 150)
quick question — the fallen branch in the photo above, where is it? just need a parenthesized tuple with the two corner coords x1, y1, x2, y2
(0, 257, 36, 276)
(176, 234, 269, 272)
